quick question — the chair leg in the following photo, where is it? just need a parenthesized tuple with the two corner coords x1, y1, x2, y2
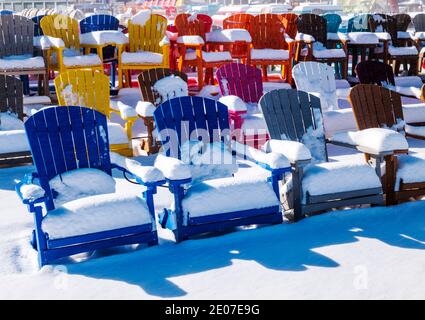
(125, 70, 131, 88)
(197, 63, 204, 91)
(262, 65, 268, 81)
(118, 67, 123, 89)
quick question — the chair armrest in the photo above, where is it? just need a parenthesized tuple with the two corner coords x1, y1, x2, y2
(329, 129, 409, 156)
(159, 36, 170, 47)
(295, 33, 316, 43)
(231, 141, 291, 173)
(405, 124, 425, 140)
(115, 101, 139, 120)
(34, 36, 65, 50)
(154, 153, 192, 183)
(177, 35, 205, 46)
(135, 101, 156, 118)
(262, 139, 312, 165)
(15, 173, 48, 211)
(110, 152, 165, 186)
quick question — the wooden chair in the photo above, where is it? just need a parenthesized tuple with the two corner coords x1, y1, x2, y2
(54, 70, 136, 156)
(349, 84, 425, 204)
(259, 89, 383, 220)
(16, 106, 164, 267)
(279, 13, 298, 40)
(137, 68, 188, 154)
(412, 13, 425, 47)
(0, 14, 49, 96)
(0, 75, 32, 165)
(79, 14, 121, 86)
(117, 14, 169, 88)
(222, 13, 253, 60)
(40, 14, 103, 74)
(153, 96, 290, 241)
(248, 13, 294, 83)
(323, 13, 342, 33)
(296, 13, 347, 79)
(370, 14, 418, 76)
(175, 13, 232, 90)
(393, 13, 413, 46)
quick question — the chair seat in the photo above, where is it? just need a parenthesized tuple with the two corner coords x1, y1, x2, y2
(302, 161, 381, 203)
(347, 32, 379, 45)
(0, 55, 45, 70)
(121, 51, 163, 65)
(388, 45, 418, 57)
(181, 176, 279, 225)
(396, 153, 425, 190)
(107, 122, 129, 145)
(79, 30, 129, 46)
(63, 54, 102, 67)
(242, 112, 267, 134)
(206, 29, 252, 43)
(0, 130, 29, 153)
(313, 48, 346, 59)
(185, 50, 232, 62)
(397, 31, 412, 40)
(42, 193, 153, 240)
(250, 48, 289, 60)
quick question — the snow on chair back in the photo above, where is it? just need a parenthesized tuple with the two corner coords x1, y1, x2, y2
(216, 63, 263, 103)
(154, 96, 230, 159)
(32, 15, 45, 37)
(0, 14, 34, 58)
(138, 68, 188, 105)
(355, 60, 395, 86)
(80, 14, 120, 33)
(24, 106, 111, 207)
(323, 13, 342, 33)
(349, 84, 403, 131)
(0, 75, 24, 120)
(293, 61, 338, 111)
(259, 89, 328, 163)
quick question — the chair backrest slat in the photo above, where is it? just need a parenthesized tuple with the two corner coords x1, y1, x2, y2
(393, 13, 411, 32)
(323, 13, 342, 33)
(413, 13, 425, 32)
(348, 14, 372, 32)
(32, 15, 45, 36)
(128, 14, 167, 53)
(40, 14, 80, 50)
(25, 106, 111, 188)
(349, 84, 403, 130)
(249, 13, 288, 50)
(356, 60, 395, 86)
(260, 89, 328, 162)
(279, 13, 298, 39)
(0, 14, 34, 58)
(217, 63, 263, 103)
(298, 13, 327, 44)
(80, 14, 119, 33)
(223, 13, 253, 30)
(0, 75, 24, 120)
(154, 97, 230, 159)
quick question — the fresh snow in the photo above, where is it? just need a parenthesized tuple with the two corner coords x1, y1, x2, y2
(263, 139, 312, 163)
(347, 32, 379, 44)
(120, 51, 163, 65)
(0, 55, 45, 70)
(135, 101, 156, 117)
(79, 30, 129, 46)
(42, 193, 153, 240)
(177, 35, 205, 45)
(0, 130, 29, 153)
(152, 75, 188, 103)
(130, 9, 151, 27)
(250, 48, 289, 60)
(155, 154, 192, 180)
(388, 45, 418, 56)
(218, 95, 247, 112)
(206, 29, 252, 43)
(62, 54, 101, 67)
(0, 113, 24, 131)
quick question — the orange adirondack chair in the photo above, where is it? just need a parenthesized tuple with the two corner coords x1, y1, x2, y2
(175, 13, 232, 90)
(248, 14, 294, 83)
(222, 13, 253, 60)
(279, 13, 298, 40)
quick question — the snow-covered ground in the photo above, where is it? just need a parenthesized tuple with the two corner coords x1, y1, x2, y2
(1, 138, 425, 299)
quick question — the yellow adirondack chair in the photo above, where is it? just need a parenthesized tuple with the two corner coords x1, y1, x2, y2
(40, 15, 103, 73)
(117, 14, 170, 88)
(54, 70, 137, 156)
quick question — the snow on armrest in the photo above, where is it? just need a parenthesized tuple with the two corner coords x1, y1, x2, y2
(135, 101, 156, 117)
(295, 33, 315, 42)
(154, 153, 192, 181)
(232, 141, 290, 170)
(110, 152, 164, 183)
(394, 76, 423, 88)
(117, 101, 138, 119)
(284, 34, 295, 43)
(34, 36, 65, 49)
(159, 36, 170, 47)
(177, 35, 205, 45)
(405, 124, 425, 138)
(218, 95, 247, 112)
(19, 184, 45, 201)
(394, 86, 422, 99)
(331, 129, 408, 154)
(262, 139, 312, 164)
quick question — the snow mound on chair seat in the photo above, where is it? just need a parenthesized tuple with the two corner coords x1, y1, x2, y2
(79, 30, 129, 45)
(153, 75, 188, 103)
(20, 184, 45, 201)
(50, 168, 116, 206)
(42, 193, 153, 240)
(396, 153, 425, 190)
(0, 55, 45, 70)
(62, 54, 101, 67)
(218, 95, 247, 112)
(388, 46, 418, 56)
(262, 82, 292, 93)
(181, 176, 279, 224)
(250, 48, 289, 60)
(107, 122, 129, 145)
(347, 32, 379, 44)
(302, 161, 381, 204)
(177, 35, 205, 45)
(394, 76, 423, 88)
(0, 113, 24, 130)
(121, 51, 163, 64)
(0, 130, 29, 153)
(206, 29, 252, 43)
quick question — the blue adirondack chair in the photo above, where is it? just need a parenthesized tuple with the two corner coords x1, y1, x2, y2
(16, 106, 165, 267)
(153, 96, 291, 242)
(323, 13, 342, 33)
(32, 15, 45, 37)
(0, 10, 13, 15)
(80, 14, 120, 87)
